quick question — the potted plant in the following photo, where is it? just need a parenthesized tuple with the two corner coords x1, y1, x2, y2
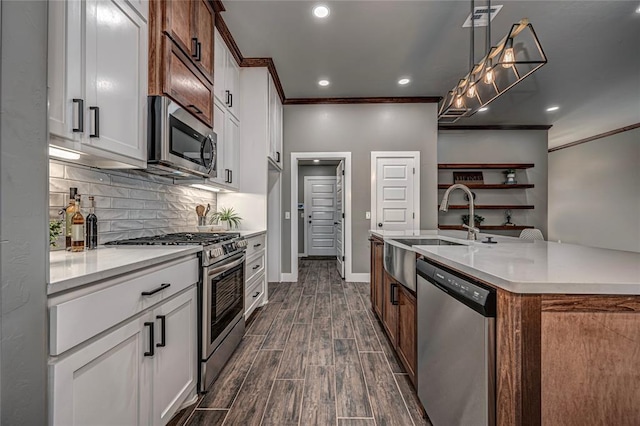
(461, 214, 485, 226)
(209, 207, 242, 230)
(50, 219, 63, 248)
(503, 169, 517, 184)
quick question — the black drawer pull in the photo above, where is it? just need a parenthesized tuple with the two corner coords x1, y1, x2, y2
(156, 315, 166, 348)
(141, 283, 170, 296)
(89, 106, 99, 138)
(253, 243, 262, 248)
(390, 283, 399, 305)
(144, 322, 155, 357)
(275, 151, 280, 162)
(72, 98, 84, 133)
(225, 90, 231, 106)
(253, 291, 260, 298)
(252, 265, 260, 270)
(228, 93, 233, 108)
(188, 104, 203, 114)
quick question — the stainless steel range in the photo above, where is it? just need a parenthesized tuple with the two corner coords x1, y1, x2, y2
(106, 232, 248, 392)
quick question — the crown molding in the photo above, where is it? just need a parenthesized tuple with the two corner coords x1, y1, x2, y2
(438, 125, 552, 131)
(284, 97, 441, 105)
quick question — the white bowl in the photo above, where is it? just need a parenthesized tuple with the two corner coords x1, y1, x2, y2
(196, 225, 212, 232)
(209, 225, 225, 231)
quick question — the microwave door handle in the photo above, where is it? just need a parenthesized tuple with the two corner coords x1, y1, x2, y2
(203, 135, 215, 174)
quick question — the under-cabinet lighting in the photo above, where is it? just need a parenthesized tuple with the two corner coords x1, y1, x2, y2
(546, 105, 559, 112)
(313, 159, 320, 163)
(49, 146, 81, 160)
(313, 5, 330, 18)
(190, 184, 220, 192)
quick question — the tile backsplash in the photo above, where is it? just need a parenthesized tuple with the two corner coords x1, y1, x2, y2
(49, 160, 217, 248)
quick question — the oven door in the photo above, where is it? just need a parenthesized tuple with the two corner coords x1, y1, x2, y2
(203, 253, 245, 358)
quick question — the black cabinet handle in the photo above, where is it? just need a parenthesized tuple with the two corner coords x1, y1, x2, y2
(253, 291, 260, 298)
(253, 243, 261, 248)
(275, 151, 280, 162)
(229, 170, 233, 183)
(196, 41, 202, 62)
(191, 38, 199, 59)
(390, 283, 399, 305)
(141, 283, 170, 296)
(228, 93, 233, 108)
(156, 315, 166, 348)
(89, 106, 99, 138)
(224, 169, 230, 183)
(72, 98, 84, 133)
(225, 90, 231, 106)
(252, 264, 260, 270)
(144, 322, 155, 357)
(188, 104, 203, 114)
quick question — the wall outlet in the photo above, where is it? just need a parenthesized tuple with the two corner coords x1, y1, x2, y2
(284, 211, 291, 219)
(365, 211, 371, 219)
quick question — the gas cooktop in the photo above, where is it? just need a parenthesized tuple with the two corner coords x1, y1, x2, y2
(105, 232, 240, 246)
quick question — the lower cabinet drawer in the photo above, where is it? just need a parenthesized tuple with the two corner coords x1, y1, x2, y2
(245, 273, 265, 318)
(245, 233, 266, 258)
(245, 253, 265, 283)
(49, 256, 199, 356)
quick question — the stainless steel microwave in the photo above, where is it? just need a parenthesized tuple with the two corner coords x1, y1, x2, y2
(147, 96, 217, 179)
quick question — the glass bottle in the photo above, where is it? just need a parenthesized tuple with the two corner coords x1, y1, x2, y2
(65, 187, 78, 250)
(86, 196, 98, 250)
(71, 195, 85, 252)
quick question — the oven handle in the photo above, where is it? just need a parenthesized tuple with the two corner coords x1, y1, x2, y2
(207, 253, 245, 277)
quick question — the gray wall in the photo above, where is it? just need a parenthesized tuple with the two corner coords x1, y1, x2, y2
(49, 160, 218, 247)
(282, 103, 438, 274)
(298, 165, 337, 254)
(1, 0, 48, 423)
(548, 128, 640, 252)
(438, 130, 549, 237)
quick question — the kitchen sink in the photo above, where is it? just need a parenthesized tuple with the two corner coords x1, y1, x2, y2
(389, 238, 464, 247)
(384, 238, 464, 292)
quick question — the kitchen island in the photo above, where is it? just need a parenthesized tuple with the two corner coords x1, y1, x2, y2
(370, 230, 640, 426)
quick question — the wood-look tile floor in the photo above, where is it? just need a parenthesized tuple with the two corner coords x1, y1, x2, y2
(173, 259, 431, 426)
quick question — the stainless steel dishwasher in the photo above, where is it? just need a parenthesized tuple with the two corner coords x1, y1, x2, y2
(416, 259, 496, 426)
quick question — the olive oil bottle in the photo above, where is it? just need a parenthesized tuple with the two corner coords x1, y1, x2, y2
(71, 195, 85, 252)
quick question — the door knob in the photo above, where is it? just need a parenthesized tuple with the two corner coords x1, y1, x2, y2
(377, 223, 383, 227)
(309, 221, 312, 224)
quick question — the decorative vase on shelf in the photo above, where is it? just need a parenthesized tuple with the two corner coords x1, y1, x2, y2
(503, 169, 517, 184)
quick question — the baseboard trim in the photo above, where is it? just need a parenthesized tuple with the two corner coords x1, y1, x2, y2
(348, 273, 370, 283)
(280, 273, 297, 282)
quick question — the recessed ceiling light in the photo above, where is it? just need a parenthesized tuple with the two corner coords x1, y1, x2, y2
(398, 78, 411, 85)
(313, 159, 320, 163)
(318, 79, 330, 87)
(546, 105, 560, 112)
(636, 5, 640, 13)
(478, 107, 489, 112)
(313, 5, 330, 18)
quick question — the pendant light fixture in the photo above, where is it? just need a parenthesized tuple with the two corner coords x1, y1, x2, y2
(438, 1, 548, 123)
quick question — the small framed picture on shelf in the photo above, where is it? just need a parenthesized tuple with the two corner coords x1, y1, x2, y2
(453, 171, 484, 185)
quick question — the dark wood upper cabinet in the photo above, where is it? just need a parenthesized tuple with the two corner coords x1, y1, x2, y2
(163, 0, 193, 57)
(192, 0, 214, 81)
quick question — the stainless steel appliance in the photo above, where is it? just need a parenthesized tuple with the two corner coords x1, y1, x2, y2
(106, 232, 248, 393)
(383, 238, 461, 292)
(147, 96, 217, 179)
(416, 259, 496, 426)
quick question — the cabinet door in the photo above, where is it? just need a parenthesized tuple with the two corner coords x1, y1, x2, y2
(274, 92, 283, 164)
(192, 0, 214, 82)
(152, 288, 197, 425)
(85, 0, 147, 161)
(267, 75, 278, 161)
(226, 56, 240, 119)
(397, 286, 417, 382)
(382, 271, 399, 345)
(164, 40, 213, 127)
(48, 0, 84, 141)
(371, 240, 384, 319)
(224, 115, 240, 189)
(163, 0, 194, 58)
(213, 29, 227, 104)
(210, 99, 227, 186)
(50, 315, 152, 426)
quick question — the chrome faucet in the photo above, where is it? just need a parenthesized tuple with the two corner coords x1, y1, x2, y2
(439, 184, 479, 240)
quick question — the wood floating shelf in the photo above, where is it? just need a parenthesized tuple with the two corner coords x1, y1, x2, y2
(438, 184, 535, 189)
(438, 163, 535, 170)
(439, 225, 534, 231)
(438, 205, 534, 210)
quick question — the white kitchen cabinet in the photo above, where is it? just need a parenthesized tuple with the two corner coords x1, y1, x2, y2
(209, 98, 240, 190)
(267, 74, 283, 168)
(214, 29, 240, 120)
(48, 0, 148, 168)
(244, 233, 267, 319)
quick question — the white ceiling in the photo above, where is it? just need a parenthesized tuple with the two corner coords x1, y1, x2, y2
(223, 1, 640, 148)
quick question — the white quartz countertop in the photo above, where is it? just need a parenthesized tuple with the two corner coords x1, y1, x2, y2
(231, 229, 266, 238)
(49, 246, 202, 295)
(371, 230, 640, 295)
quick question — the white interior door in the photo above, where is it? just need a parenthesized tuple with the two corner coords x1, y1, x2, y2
(305, 177, 337, 257)
(336, 161, 345, 278)
(374, 155, 418, 231)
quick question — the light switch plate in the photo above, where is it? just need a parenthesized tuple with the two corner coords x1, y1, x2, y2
(365, 211, 371, 219)
(285, 211, 291, 219)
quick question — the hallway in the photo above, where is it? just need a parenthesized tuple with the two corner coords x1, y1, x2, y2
(171, 259, 430, 426)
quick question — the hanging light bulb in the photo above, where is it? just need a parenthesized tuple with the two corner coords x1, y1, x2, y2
(484, 66, 494, 84)
(454, 95, 465, 109)
(466, 83, 477, 98)
(502, 43, 515, 68)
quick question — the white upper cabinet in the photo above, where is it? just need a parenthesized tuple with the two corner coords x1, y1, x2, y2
(268, 74, 283, 168)
(224, 114, 240, 189)
(48, 0, 148, 168)
(214, 28, 240, 120)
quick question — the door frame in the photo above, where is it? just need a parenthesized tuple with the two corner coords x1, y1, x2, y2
(370, 151, 421, 231)
(289, 152, 354, 282)
(303, 175, 338, 257)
